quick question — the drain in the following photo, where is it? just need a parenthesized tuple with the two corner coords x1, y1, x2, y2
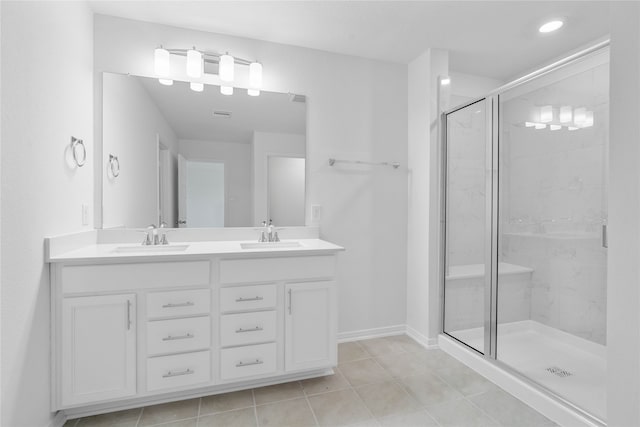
(546, 366, 573, 378)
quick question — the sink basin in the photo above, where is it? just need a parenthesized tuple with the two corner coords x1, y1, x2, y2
(240, 241, 302, 250)
(112, 244, 190, 253)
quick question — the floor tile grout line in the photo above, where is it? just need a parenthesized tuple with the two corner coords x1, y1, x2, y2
(135, 406, 144, 427)
(464, 394, 506, 427)
(195, 397, 202, 427)
(251, 388, 259, 427)
(302, 385, 321, 427)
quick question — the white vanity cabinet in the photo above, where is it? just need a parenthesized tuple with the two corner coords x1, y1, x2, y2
(49, 244, 341, 417)
(285, 281, 337, 372)
(61, 294, 136, 406)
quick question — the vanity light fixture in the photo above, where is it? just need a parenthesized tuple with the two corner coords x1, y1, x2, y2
(540, 105, 553, 123)
(154, 47, 170, 76)
(153, 46, 262, 96)
(534, 123, 547, 130)
(525, 122, 535, 127)
(568, 126, 579, 131)
(440, 76, 451, 85)
(249, 62, 263, 96)
(560, 106, 572, 123)
(219, 54, 235, 83)
(539, 20, 564, 33)
(574, 107, 587, 125)
(550, 124, 561, 131)
(186, 48, 203, 78)
(190, 82, 204, 92)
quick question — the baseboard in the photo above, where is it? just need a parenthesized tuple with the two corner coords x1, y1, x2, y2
(49, 411, 67, 427)
(406, 325, 439, 349)
(337, 324, 406, 342)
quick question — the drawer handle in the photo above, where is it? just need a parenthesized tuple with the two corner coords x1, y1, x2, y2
(162, 368, 194, 378)
(162, 333, 194, 341)
(162, 301, 195, 308)
(235, 326, 263, 333)
(235, 296, 264, 302)
(236, 359, 263, 368)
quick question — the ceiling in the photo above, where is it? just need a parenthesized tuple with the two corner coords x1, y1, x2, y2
(88, 1, 612, 80)
(137, 76, 306, 143)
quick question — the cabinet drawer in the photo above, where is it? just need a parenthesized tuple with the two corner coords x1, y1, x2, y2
(220, 284, 276, 313)
(147, 351, 211, 392)
(62, 261, 210, 293)
(147, 289, 210, 319)
(220, 343, 276, 380)
(147, 316, 211, 356)
(219, 256, 335, 284)
(220, 311, 276, 347)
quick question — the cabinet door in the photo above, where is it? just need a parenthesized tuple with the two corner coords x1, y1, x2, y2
(285, 281, 337, 372)
(61, 294, 136, 406)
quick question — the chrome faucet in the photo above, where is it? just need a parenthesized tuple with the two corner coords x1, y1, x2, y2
(258, 219, 280, 242)
(143, 223, 170, 245)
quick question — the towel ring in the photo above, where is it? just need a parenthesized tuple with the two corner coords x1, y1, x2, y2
(70, 137, 86, 167)
(109, 154, 120, 178)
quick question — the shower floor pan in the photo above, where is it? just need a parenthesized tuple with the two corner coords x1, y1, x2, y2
(448, 320, 606, 422)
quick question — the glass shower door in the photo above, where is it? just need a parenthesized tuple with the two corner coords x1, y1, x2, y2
(496, 51, 609, 422)
(443, 99, 490, 354)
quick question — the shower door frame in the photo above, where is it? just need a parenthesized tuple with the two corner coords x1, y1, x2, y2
(439, 40, 610, 426)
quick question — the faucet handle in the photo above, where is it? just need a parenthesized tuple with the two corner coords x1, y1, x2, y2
(273, 232, 280, 242)
(137, 230, 153, 245)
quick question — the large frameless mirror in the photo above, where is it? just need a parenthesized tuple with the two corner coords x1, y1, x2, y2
(101, 72, 306, 229)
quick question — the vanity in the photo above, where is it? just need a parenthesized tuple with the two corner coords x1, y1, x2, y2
(47, 231, 342, 417)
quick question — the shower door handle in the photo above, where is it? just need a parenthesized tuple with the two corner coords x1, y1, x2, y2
(602, 224, 608, 249)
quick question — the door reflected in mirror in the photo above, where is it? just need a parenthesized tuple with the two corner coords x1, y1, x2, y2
(102, 72, 306, 229)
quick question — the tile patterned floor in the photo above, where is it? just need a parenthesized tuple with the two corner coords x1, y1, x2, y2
(64, 335, 557, 427)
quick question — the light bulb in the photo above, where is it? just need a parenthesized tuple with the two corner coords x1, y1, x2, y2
(154, 47, 170, 77)
(219, 54, 234, 82)
(158, 78, 173, 86)
(186, 49, 202, 78)
(584, 111, 594, 127)
(540, 105, 553, 123)
(560, 106, 572, 123)
(574, 107, 587, 125)
(525, 122, 535, 127)
(249, 62, 263, 89)
(247, 88, 260, 97)
(220, 85, 233, 96)
(568, 126, 579, 131)
(550, 125, 561, 131)
(534, 123, 546, 130)
(190, 82, 204, 92)
(539, 20, 564, 33)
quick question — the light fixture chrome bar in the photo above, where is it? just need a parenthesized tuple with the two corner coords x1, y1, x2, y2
(165, 48, 254, 66)
(328, 158, 400, 169)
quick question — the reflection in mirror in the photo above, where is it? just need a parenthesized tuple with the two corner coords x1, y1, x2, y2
(102, 72, 306, 229)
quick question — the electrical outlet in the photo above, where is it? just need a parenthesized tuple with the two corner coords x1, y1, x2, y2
(311, 205, 322, 224)
(82, 204, 89, 226)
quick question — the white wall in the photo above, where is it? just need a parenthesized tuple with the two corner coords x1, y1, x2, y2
(406, 49, 448, 344)
(1, 2, 94, 426)
(94, 15, 408, 336)
(607, 4, 640, 426)
(251, 131, 305, 226)
(102, 73, 178, 228)
(179, 139, 252, 227)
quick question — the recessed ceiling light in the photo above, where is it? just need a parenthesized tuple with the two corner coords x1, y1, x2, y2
(539, 20, 564, 33)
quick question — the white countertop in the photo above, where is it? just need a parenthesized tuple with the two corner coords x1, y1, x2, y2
(47, 238, 344, 263)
